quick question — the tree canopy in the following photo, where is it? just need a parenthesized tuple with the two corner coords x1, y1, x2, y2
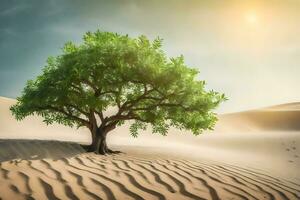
(11, 30, 227, 154)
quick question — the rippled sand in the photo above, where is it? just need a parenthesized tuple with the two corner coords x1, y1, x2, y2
(0, 141, 299, 200)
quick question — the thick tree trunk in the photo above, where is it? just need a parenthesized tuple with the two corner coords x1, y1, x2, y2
(96, 133, 108, 155)
(88, 128, 106, 154)
(88, 128, 120, 155)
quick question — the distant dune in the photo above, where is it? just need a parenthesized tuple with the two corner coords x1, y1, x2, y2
(265, 102, 300, 111)
(216, 106, 300, 132)
(0, 97, 90, 143)
(0, 96, 300, 199)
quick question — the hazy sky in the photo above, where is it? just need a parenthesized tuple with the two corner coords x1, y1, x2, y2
(1, 0, 300, 113)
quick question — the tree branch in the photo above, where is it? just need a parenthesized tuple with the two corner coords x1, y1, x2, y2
(65, 103, 89, 116)
(131, 102, 190, 112)
(95, 110, 104, 122)
(38, 105, 90, 127)
(81, 79, 99, 92)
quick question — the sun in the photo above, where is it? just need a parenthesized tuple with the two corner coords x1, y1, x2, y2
(245, 12, 258, 24)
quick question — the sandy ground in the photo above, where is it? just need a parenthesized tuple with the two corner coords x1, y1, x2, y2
(0, 96, 300, 199)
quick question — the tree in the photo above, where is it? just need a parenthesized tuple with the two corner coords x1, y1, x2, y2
(10, 30, 227, 154)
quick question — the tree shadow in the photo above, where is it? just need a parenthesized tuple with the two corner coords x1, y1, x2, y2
(0, 139, 86, 162)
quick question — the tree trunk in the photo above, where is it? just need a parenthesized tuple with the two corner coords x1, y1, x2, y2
(87, 125, 121, 155)
(88, 128, 108, 154)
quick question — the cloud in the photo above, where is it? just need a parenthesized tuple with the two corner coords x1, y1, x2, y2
(0, 4, 30, 16)
(0, 28, 17, 36)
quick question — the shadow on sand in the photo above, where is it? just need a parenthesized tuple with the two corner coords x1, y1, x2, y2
(0, 139, 86, 162)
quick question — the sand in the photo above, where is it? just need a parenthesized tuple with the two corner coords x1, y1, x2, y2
(0, 96, 300, 199)
(0, 97, 90, 143)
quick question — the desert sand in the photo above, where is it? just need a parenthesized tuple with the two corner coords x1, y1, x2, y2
(0, 96, 299, 200)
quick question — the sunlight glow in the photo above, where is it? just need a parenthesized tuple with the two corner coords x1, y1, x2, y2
(245, 12, 258, 24)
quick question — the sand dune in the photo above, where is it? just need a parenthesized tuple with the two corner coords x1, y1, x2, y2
(265, 102, 300, 111)
(0, 97, 90, 144)
(0, 141, 299, 200)
(1, 96, 300, 199)
(216, 109, 300, 132)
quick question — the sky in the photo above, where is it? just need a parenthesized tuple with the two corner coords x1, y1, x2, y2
(0, 0, 300, 113)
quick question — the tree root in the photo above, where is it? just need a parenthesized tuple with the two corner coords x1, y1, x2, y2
(106, 148, 122, 154)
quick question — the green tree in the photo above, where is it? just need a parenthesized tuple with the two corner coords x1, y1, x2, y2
(10, 30, 227, 154)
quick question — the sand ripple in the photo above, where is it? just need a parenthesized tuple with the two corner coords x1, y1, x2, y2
(0, 152, 299, 200)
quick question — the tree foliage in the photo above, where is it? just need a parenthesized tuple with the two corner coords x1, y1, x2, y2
(11, 30, 227, 140)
